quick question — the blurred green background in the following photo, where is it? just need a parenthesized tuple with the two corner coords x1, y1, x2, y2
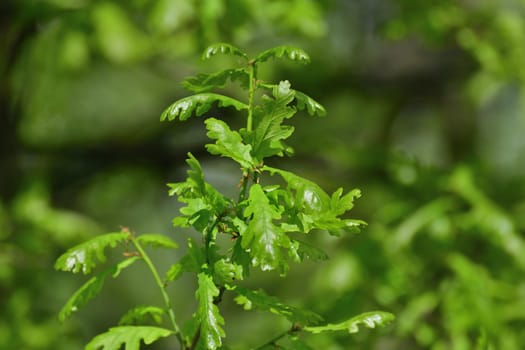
(1, 0, 525, 349)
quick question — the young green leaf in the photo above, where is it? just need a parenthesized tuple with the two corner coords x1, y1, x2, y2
(213, 259, 243, 284)
(55, 232, 129, 274)
(242, 184, 292, 273)
(168, 154, 229, 230)
(230, 286, 323, 325)
(205, 117, 255, 168)
(303, 311, 395, 334)
(85, 326, 173, 350)
(248, 82, 297, 161)
(202, 42, 248, 60)
(294, 90, 326, 117)
(59, 257, 140, 322)
(254, 46, 310, 64)
(164, 263, 183, 284)
(183, 69, 250, 93)
(160, 93, 247, 122)
(264, 166, 365, 234)
(135, 233, 178, 249)
(196, 272, 225, 350)
(118, 306, 165, 326)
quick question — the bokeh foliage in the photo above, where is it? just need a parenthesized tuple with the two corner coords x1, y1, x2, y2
(1, 0, 525, 349)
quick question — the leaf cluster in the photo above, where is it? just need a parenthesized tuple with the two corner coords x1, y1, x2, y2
(55, 43, 394, 350)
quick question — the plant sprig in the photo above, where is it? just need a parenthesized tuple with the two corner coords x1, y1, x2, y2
(55, 43, 394, 350)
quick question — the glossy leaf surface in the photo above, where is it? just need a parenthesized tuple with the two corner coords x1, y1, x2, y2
(304, 311, 395, 334)
(160, 93, 247, 122)
(196, 272, 225, 350)
(241, 184, 291, 272)
(55, 232, 129, 274)
(202, 42, 247, 60)
(205, 117, 255, 168)
(85, 326, 173, 350)
(254, 46, 310, 64)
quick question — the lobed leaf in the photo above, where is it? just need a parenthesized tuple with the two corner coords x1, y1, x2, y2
(304, 311, 395, 334)
(248, 81, 297, 161)
(196, 272, 225, 350)
(183, 69, 249, 93)
(254, 46, 310, 64)
(59, 257, 140, 322)
(55, 232, 129, 274)
(160, 93, 247, 122)
(168, 154, 229, 230)
(264, 166, 365, 234)
(135, 233, 178, 249)
(231, 286, 323, 325)
(213, 259, 243, 284)
(294, 90, 326, 117)
(85, 326, 173, 350)
(202, 42, 248, 60)
(241, 184, 291, 273)
(205, 117, 255, 168)
(118, 306, 165, 326)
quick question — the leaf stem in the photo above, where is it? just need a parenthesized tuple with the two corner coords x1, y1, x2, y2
(246, 61, 256, 132)
(253, 324, 302, 350)
(132, 238, 184, 348)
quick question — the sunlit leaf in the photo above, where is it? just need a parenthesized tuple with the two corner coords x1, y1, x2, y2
(254, 46, 310, 64)
(59, 257, 140, 322)
(242, 184, 291, 273)
(294, 90, 326, 117)
(160, 93, 247, 122)
(202, 42, 248, 60)
(248, 81, 296, 161)
(118, 306, 165, 326)
(168, 154, 229, 230)
(264, 166, 365, 234)
(135, 233, 178, 249)
(205, 117, 255, 168)
(183, 69, 249, 93)
(304, 311, 395, 334)
(85, 326, 173, 350)
(196, 272, 225, 350)
(55, 232, 129, 274)
(230, 286, 323, 325)
(214, 259, 243, 284)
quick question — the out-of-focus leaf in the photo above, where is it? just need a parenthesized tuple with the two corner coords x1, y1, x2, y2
(85, 326, 173, 350)
(242, 184, 291, 273)
(254, 46, 310, 64)
(304, 311, 395, 334)
(202, 42, 248, 60)
(118, 306, 165, 326)
(183, 69, 249, 93)
(230, 285, 323, 325)
(205, 117, 255, 168)
(160, 93, 247, 122)
(135, 233, 178, 249)
(55, 232, 129, 274)
(195, 273, 225, 350)
(59, 257, 140, 322)
(164, 263, 183, 284)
